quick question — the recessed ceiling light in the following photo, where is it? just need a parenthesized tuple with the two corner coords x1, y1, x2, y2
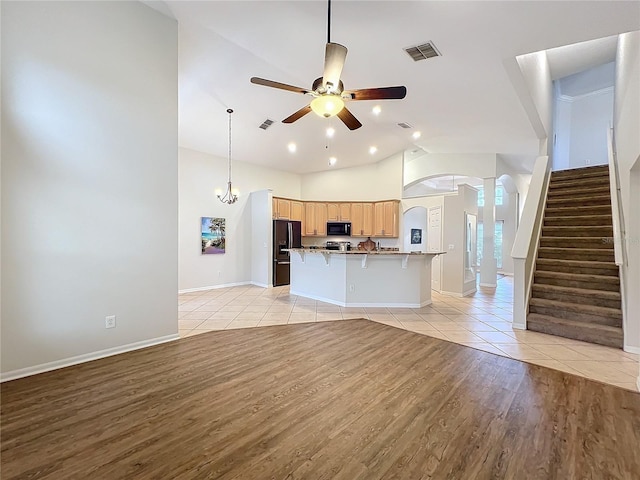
(372, 105, 381, 115)
(412, 131, 421, 139)
(328, 157, 337, 166)
(369, 146, 378, 155)
(287, 142, 297, 153)
(326, 127, 335, 138)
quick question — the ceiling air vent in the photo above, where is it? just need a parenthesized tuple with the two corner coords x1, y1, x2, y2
(397, 122, 413, 129)
(404, 42, 441, 62)
(259, 119, 275, 130)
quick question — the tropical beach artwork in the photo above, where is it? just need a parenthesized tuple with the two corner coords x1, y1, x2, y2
(201, 217, 226, 254)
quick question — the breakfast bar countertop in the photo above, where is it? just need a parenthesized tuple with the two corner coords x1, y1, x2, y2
(286, 248, 446, 255)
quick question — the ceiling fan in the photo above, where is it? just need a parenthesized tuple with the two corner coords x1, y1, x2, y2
(250, 0, 407, 130)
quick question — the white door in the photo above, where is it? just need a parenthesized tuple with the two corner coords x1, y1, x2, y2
(428, 206, 442, 292)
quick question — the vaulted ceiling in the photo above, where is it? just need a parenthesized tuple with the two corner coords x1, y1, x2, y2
(146, 1, 640, 174)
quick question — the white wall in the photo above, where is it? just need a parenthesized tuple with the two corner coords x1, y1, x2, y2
(301, 152, 403, 201)
(404, 153, 497, 189)
(1, 2, 178, 377)
(614, 31, 640, 352)
(403, 207, 427, 252)
(554, 88, 614, 170)
(178, 147, 300, 291)
(516, 50, 554, 155)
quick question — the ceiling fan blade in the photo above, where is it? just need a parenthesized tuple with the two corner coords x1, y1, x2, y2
(337, 107, 362, 130)
(344, 86, 407, 101)
(283, 105, 313, 124)
(250, 77, 310, 95)
(322, 43, 347, 92)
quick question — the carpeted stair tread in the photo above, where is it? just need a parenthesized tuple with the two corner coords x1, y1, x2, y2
(533, 275, 619, 292)
(527, 313, 623, 348)
(534, 270, 619, 281)
(539, 237, 613, 249)
(545, 205, 612, 217)
(541, 225, 613, 237)
(546, 186, 610, 198)
(529, 297, 622, 318)
(535, 258, 619, 275)
(549, 165, 610, 179)
(544, 215, 612, 226)
(531, 284, 621, 309)
(537, 247, 615, 261)
(549, 177, 611, 189)
(546, 194, 611, 207)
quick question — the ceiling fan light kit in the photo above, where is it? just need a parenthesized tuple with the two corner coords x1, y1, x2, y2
(310, 95, 344, 118)
(250, 0, 406, 130)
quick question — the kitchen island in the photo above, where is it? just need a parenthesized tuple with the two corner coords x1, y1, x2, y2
(286, 249, 445, 308)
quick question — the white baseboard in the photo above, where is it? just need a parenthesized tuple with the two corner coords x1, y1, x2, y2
(440, 290, 465, 298)
(440, 289, 477, 298)
(0, 334, 180, 383)
(179, 281, 252, 294)
(479, 283, 497, 288)
(289, 289, 429, 308)
(623, 344, 640, 355)
(250, 281, 269, 288)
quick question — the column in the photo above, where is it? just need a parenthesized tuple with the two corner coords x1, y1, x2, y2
(480, 177, 497, 287)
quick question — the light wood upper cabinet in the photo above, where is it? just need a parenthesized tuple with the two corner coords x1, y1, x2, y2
(296, 199, 397, 237)
(272, 197, 292, 219)
(327, 202, 351, 222)
(327, 203, 340, 221)
(373, 200, 400, 237)
(290, 201, 304, 222)
(303, 202, 328, 236)
(315, 203, 327, 236)
(339, 203, 351, 221)
(351, 203, 373, 237)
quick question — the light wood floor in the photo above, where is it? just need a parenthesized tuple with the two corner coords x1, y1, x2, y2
(2, 320, 639, 479)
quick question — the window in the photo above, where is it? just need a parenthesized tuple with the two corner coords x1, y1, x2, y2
(495, 186, 504, 206)
(477, 185, 504, 207)
(476, 220, 504, 269)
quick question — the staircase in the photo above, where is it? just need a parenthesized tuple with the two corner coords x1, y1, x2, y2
(527, 165, 623, 348)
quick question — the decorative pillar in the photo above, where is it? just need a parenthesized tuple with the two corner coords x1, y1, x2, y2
(480, 177, 497, 287)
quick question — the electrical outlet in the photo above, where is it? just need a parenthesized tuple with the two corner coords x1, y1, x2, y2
(349, 284, 355, 293)
(105, 315, 116, 329)
(448, 244, 455, 250)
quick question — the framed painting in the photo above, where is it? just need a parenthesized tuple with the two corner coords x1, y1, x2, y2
(411, 228, 422, 244)
(201, 217, 225, 254)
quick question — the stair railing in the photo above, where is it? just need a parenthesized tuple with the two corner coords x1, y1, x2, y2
(607, 127, 626, 267)
(511, 155, 551, 329)
(607, 126, 629, 348)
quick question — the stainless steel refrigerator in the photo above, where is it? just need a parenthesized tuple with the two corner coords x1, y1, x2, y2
(273, 219, 302, 286)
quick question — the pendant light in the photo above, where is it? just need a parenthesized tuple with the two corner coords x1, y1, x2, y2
(217, 108, 238, 205)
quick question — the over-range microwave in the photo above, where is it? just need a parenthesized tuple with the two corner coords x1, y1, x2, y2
(327, 222, 351, 236)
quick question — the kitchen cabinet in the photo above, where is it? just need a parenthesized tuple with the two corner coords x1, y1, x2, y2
(327, 203, 351, 222)
(351, 203, 374, 237)
(290, 201, 304, 222)
(272, 197, 291, 219)
(273, 197, 304, 221)
(373, 200, 400, 237)
(303, 202, 327, 236)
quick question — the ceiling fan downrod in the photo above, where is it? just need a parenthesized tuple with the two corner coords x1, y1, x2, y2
(327, 0, 331, 44)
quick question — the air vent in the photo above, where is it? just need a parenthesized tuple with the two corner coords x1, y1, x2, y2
(404, 42, 441, 62)
(259, 119, 275, 130)
(397, 122, 413, 129)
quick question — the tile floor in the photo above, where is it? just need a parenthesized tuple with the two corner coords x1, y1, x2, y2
(178, 276, 639, 392)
